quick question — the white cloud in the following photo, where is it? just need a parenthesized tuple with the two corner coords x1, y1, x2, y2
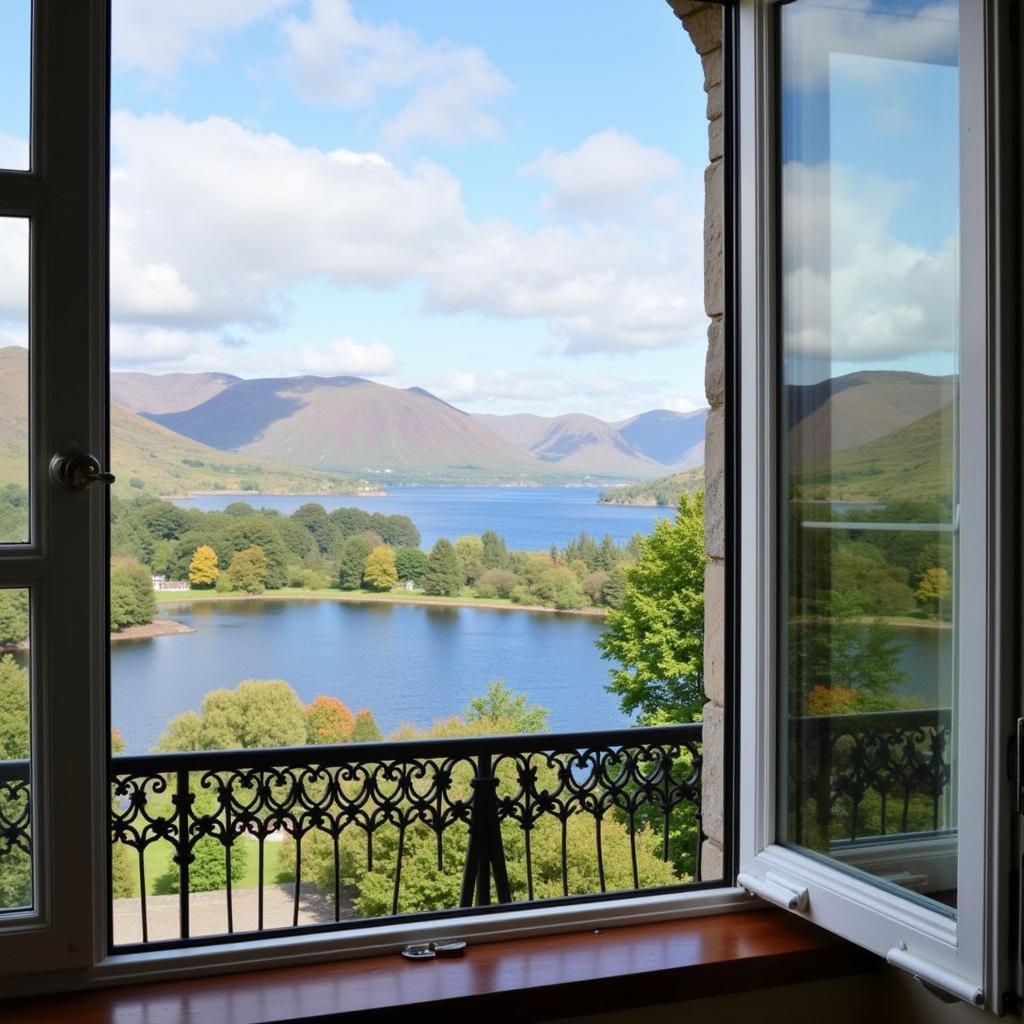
(108, 112, 706, 362)
(110, 112, 468, 326)
(523, 130, 682, 220)
(282, 0, 510, 147)
(0, 133, 29, 172)
(113, 0, 296, 78)
(294, 338, 397, 376)
(782, 161, 958, 361)
(0, 217, 28, 320)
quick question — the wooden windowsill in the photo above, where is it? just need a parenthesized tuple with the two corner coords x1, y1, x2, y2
(0, 910, 877, 1024)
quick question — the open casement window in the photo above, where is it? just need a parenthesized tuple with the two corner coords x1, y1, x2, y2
(0, 0, 111, 979)
(737, 0, 1017, 1010)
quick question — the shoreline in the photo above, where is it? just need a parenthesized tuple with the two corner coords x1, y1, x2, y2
(156, 588, 609, 618)
(111, 619, 195, 642)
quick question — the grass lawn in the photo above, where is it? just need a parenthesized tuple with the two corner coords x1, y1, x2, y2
(120, 836, 295, 897)
(155, 586, 606, 616)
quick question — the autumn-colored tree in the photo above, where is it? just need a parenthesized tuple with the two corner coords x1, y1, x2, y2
(915, 567, 952, 619)
(306, 695, 355, 744)
(362, 546, 398, 592)
(224, 545, 268, 594)
(188, 544, 220, 588)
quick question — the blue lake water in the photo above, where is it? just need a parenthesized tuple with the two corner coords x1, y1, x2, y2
(111, 600, 627, 755)
(173, 486, 669, 550)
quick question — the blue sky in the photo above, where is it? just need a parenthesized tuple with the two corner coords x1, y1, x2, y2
(0, 1, 713, 420)
(0, 1, 962, 413)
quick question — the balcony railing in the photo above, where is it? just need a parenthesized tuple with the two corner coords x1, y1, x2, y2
(108, 725, 707, 950)
(0, 710, 955, 948)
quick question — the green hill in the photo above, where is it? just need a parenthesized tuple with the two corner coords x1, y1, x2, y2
(597, 468, 704, 506)
(793, 402, 954, 503)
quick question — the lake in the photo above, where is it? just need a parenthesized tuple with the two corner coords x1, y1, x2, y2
(111, 599, 628, 754)
(173, 486, 669, 550)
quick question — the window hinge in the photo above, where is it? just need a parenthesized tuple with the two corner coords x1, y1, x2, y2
(886, 944, 983, 1007)
(736, 871, 808, 912)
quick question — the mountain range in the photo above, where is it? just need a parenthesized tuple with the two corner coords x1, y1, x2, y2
(112, 372, 708, 485)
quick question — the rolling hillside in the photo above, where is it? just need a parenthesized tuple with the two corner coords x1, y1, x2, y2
(598, 468, 705, 507)
(111, 371, 240, 414)
(794, 402, 954, 503)
(0, 347, 370, 497)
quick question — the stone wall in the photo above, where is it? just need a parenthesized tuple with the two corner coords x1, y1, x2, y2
(665, 0, 726, 879)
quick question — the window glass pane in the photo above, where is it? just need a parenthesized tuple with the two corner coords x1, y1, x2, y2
(778, 0, 959, 914)
(0, 588, 31, 913)
(0, 1, 31, 170)
(0, 217, 29, 543)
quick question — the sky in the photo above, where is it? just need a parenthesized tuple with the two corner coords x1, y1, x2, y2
(0, 1, 962, 415)
(0, 0, 714, 421)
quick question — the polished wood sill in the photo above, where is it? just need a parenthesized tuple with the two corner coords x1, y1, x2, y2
(1, 910, 877, 1024)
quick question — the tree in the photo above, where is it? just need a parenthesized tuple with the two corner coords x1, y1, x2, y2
(915, 567, 952, 619)
(481, 530, 508, 569)
(0, 589, 28, 647)
(224, 517, 289, 589)
(306, 695, 355, 744)
(351, 709, 382, 742)
(363, 546, 398, 592)
(464, 682, 549, 734)
(154, 679, 309, 752)
(474, 569, 518, 599)
(292, 503, 336, 554)
(224, 546, 268, 594)
(110, 558, 156, 631)
(338, 535, 375, 589)
(394, 547, 428, 585)
(0, 655, 29, 759)
(188, 545, 220, 588)
(597, 495, 707, 723)
(379, 515, 420, 549)
(424, 539, 462, 597)
(454, 536, 484, 585)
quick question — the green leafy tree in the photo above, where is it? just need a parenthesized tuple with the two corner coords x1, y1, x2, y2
(424, 539, 462, 597)
(224, 517, 289, 589)
(363, 545, 398, 592)
(0, 590, 28, 647)
(378, 515, 420, 549)
(154, 679, 309, 752)
(394, 547, 428, 585)
(0, 655, 29, 759)
(292, 503, 337, 554)
(474, 569, 518, 599)
(224, 545, 268, 594)
(464, 682, 549, 734)
(454, 536, 484, 585)
(188, 544, 220, 588)
(915, 567, 952, 619)
(338, 535, 375, 590)
(109, 559, 157, 631)
(481, 530, 509, 569)
(598, 495, 706, 723)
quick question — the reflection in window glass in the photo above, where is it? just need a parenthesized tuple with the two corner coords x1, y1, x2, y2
(778, 0, 959, 913)
(0, 589, 31, 912)
(0, 1, 31, 170)
(0, 217, 30, 543)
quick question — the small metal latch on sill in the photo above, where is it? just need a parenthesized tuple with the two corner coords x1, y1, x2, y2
(401, 939, 467, 961)
(736, 871, 809, 912)
(886, 943, 983, 1007)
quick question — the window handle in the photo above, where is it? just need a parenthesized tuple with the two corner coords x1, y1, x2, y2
(49, 450, 116, 491)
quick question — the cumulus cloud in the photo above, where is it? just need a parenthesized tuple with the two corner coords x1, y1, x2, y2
(523, 130, 682, 220)
(110, 111, 468, 326)
(0, 217, 28, 321)
(113, 0, 296, 78)
(282, 0, 510, 147)
(108, 112, 706, 360)
(782, 161, 958, 361)
(294, 338, 397, 376)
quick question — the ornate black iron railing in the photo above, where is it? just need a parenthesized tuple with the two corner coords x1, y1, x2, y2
(108, 725, 707, 949)
(790, 708, 953, 845)
(0, 758, 30, 861)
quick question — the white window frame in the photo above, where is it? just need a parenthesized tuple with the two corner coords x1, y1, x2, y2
(736, 0, 1014, 1010)
(0, 0, 756, 998)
